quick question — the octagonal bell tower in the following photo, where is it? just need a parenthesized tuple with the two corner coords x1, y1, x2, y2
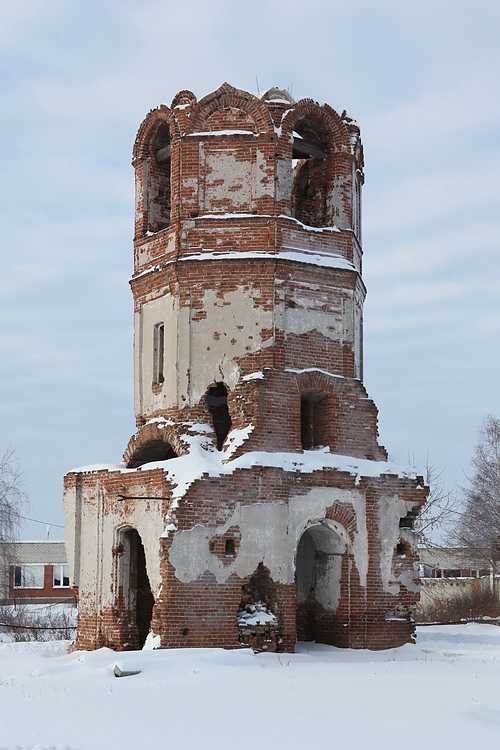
(65, 83, 426, 655)
(129, 83, 375, 462)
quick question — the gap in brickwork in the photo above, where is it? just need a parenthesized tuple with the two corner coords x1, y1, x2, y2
(206, 382, 232, 450)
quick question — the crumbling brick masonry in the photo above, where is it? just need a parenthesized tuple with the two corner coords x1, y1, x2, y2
(64, 83, 428, 653)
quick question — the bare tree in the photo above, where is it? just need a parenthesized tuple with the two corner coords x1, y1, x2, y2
(453, 415, 500, 572)
(0, 449, 26, 585)
(414, 461, 456, 549)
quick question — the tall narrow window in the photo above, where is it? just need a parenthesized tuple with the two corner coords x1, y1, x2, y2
(300, 391, 327, 450)
(147, 123, 171, 233)
(153, 323, 165, 384)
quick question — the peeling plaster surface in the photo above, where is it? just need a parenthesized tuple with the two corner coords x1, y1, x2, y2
(64, 482, 165, 613)
(377, 494, 419, 595)
(327, 174, 351, 230)
(135, 285, 273, 412)
(282, 283, 353, 342)
(169, 486, 366, 589)
(276, 158, 293, 202)
(201, 147, 254, 212)
(69, 432, 419, 510)
(135, 293, 178, 415)
(187, 286, 273, 404)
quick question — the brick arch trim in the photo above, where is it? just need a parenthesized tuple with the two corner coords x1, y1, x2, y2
(132, 105, 172, 164)
(281, 99, 350, 151)
(293, 370, 344, 397)
(122, 422, 186, 466)
(189, 82, 274, 136)
(171, 89, 197, 109)
(325, 502, 358, 541)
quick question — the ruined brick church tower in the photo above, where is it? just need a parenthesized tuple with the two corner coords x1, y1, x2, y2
(64, 83, 427, 652)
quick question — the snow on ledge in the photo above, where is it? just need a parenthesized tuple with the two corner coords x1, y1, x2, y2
(285, 367, 345, 379)
(187, 130, 257, 137)
(241, 371, 265, 382)
(67, 423, 419, 536)
(180, 249, 355, 272)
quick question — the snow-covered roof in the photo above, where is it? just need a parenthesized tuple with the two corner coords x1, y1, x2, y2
(69, 421, 421, 534)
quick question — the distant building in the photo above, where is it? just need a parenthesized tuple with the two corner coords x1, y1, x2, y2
(0, 541, 76, 605)
(419, 547, 492, 580)
(417, 547, 498, 621)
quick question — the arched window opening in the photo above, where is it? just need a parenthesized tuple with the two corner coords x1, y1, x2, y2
(117, 527, 154, 649)
(295, 524, 346, 644)
(127, 439, 177, 469)
(147, 123, 171, 233)
(301, 391, 327, 450)
(291, 118, 329, 228)
(225, 538, 235, 557)
(206, 382, 232, 450)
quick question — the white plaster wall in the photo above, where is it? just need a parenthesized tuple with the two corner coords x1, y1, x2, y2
(328, 174, 351, 229)
(168, 487, 368, 600)
(280, 281, 354, 346)
(315, 555, 344, 610)
(276, 158, 293, 203)
(186, 286, 274, 405)
(255, 148, 274, 198)
(71, 480, 165, 614)
(134, 293, 178, 416)
(296, 526, 346, 611)
(63, 485, 79, 586)
(377, 494, 419, 595)
(201, 147, 254, 212)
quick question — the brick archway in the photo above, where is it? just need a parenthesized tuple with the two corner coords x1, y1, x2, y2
(189, 82, 274, 136)
(123, 422, 186, 469)
(295, 519, 349, 645)
(281, 99, 349, 152)
(132, 106, 172, 164)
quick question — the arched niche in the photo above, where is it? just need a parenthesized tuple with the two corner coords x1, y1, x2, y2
(295, 521, 348, 644)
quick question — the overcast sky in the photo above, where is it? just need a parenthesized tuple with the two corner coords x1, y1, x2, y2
(1, 1, 499, 539)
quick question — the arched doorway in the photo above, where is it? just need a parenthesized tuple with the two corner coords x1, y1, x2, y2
(295, 522, 347, 644)
(118, 527, 154, 648)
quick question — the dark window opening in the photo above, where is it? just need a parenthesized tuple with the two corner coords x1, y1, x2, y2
(206, 382, 232, 450)
(147, 123, 171, 233)
(225, 539, 235, 557)
(291, 118, 329, 228)
(300, 391, 326, 450)
(127, 439, 177, 469)
(443, 569, 462, 578)
(395, 541, 408, 557)
(153, 322, 165, 384)
(399, 511, 417, 530)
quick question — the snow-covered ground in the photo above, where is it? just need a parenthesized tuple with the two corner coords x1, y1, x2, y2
(0, 624, 499, 749)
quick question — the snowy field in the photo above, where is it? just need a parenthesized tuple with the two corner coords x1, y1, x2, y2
(1, 624, 499, 749)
